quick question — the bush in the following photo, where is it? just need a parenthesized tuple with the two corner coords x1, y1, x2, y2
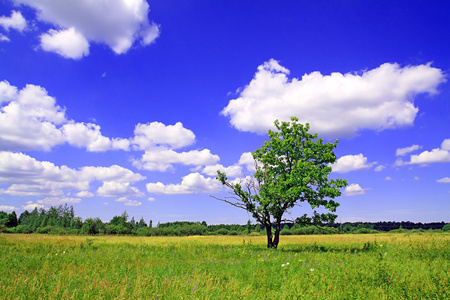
(215, 228, 229, 235)
(443, 223, 450, 232)
(14, 225, 33, 234)
(228, 230, 238, 236)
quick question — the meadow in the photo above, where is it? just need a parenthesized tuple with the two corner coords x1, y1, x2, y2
(1, 232, 449, 299)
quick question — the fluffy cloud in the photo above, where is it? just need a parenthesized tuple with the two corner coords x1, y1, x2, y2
(396, 145, 421, 156)
(0, 82, 67, 151)
(115, 197, 142, 207)
(132, 122, 195, 150)
(374, 165, 385, 172)
(133, 149, 220, 172)
(14, 0, 160, 57)
(0, 10, 27, 32)
(202, 164, 242, 177)
(0, 81, 132, 152)
(441, 139, 450, 151)
(437, 177, 450, 183)
(397, 139, 450, 165)
(147, 172, 222, 194)
(96, 182, 144, 198)
(63, 122, 130, 152)
(0, 151, 145, 198)
(343, 183, 367, 196)
(40, 27, 89, 59)
(0, 205, 16, 212)
(22, 201, 45, 211)
(332, 154, 375, 173)
(222, 60, 445, 137)
(238, 152, 257, 172)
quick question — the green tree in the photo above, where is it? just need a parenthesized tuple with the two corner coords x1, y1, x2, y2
(214, 117, 347, 248)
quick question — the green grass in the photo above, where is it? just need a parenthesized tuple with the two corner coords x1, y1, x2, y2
(1, 233, 449, 299)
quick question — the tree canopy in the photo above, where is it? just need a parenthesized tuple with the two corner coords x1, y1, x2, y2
(214, 117, 348, 248)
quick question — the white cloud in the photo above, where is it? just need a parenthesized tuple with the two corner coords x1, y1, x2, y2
(0, 151, 145, 198)
(0, 205, 16, 212)
(96, 182, 144, 198)
(332, 154, 375, 173)
(385, 176, 392, 181)
(374, 165, 385, 172)
(115, 197, 142, 207)
(132, 122, 195, 150)
(437, 177, 450, 183)
(238, 152, 256, 172)
(396, 144, 421, 156)
(0, 34, 10, 42)
(0, 81, 131, 152)
(15, 0, 160, 56)
(410, 148, 450, 164)
(76, 191, 94, 198)
(146, 172, 222, 194)
(37, 196, 81, 205)
(0, 10, 27, 32)
(222, 60, 445, 137)
(0, 82, 66, 151)
(79, 165, 145, 183)
(40, 27, 89, 59)
(202, 164, 242, 177)
(22, 201, 45, 211)
(343, 183, 367, 196)
(63, 122, 129, 152)
(441, 139, 450, 151)
(133, 148, 220, 172)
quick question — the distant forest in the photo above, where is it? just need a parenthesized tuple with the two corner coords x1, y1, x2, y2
(1, 205, 449, 236)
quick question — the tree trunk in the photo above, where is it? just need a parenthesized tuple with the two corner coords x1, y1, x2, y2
(272, 218, 281, 249)
(265, 225, 275, 248)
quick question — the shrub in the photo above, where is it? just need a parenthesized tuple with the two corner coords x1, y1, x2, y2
(228, 230, 238, 236)
(215, 228, 229, 235)
(443, 223, 450, 232)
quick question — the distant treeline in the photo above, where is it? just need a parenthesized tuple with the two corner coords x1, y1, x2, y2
(1, 205, 449, 236)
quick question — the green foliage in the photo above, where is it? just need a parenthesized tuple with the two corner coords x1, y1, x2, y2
(215, 117, 348, 248)
(443, 223, 450, 231)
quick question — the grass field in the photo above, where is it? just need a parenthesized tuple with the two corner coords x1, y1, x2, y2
(1, 232, 449, 299)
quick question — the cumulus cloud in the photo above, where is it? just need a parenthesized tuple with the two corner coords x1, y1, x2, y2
(0, 81, 132, 152)
(0, 10, 27, 32)
(133, 148, 220, 172)
(222, 60, 445, 137)
(238, 152, 257, 172)
(40, 27, 89, 59)
(132, 122, 195, 150)
(343, 183, 367, 196)
(396, 144, 421, 156)
(14, 0, 160, 57)
(405, 140, 450, 165)
(22, 201, 45, 211)
(115, 197, 142, 207)
(96, 182, 144, 198)
(0, 34, 10, 42)
(441, 139, 450, 151)
(146, 172, 222, 194)
(63, 122, 130, 152)
(374, 165, 385, 172)
(437, 177, 450, 183)
(0, 205, 16, 212)
(332, 154, 375, 173)
(0, 151, 145, 198)
(202, 164, 242, 177)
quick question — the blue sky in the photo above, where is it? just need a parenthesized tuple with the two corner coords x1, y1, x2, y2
(0, 0, 449, 224)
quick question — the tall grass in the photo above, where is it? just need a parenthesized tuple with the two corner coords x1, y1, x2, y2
(1, 233, 449, 299)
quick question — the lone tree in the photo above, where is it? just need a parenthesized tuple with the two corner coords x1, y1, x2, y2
(213, 117, 347, 248)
